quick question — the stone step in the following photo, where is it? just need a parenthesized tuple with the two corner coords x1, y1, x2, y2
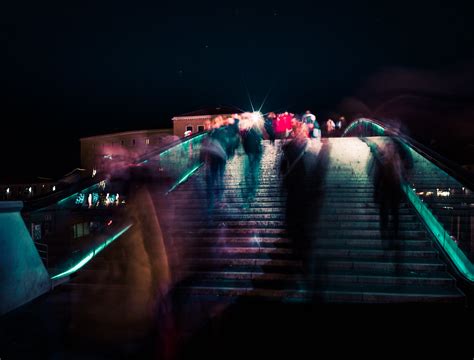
(174, 207, 414, 216)
(311, 229, 427, 239)
(183, 247, 438, 260)
(185, 257, 446, 273)
(318, 202, 409, 208)
(172, 197, 287, 204)
(175, 207, 286, 214)
(174, 228, 426, 239)
(179, 269, 455, 287)
(174, 237, 433, 249)
(174, 220, 423, 231)
(179, 272, 455, 291)
(179, 213, 418, 222)
(174, 202, 287, 209)
(177, 285, 464, 304)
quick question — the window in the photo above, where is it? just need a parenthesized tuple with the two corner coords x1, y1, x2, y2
(197, 125, 205, 132)
(121, 140, 125, 146)
(73, 222, 90, 239)
(145, 138, 150, 145)
(186, 125, 193, 132)
(132, 139, 136, 146)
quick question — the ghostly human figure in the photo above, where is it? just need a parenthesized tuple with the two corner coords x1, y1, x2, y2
(372, 135, 413, 249)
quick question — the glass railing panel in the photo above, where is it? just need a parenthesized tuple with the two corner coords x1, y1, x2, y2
(369, 136, 474, 266)
(21, 133, 207, 279)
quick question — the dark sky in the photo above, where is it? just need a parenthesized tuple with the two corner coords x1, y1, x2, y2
(2, 1, 474, 178)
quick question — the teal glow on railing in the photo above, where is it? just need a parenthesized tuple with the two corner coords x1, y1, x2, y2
(57, 183, 101, 206)
(166, 162, 203, 195)
(342, 118, 386, 137)
(403, 184, 474, 282)
(50, 224, 133, 280)
(361, 132, 474, 283)
(45, 133, 208, 280)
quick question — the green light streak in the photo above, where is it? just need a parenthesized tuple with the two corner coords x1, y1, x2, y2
(57, 183, 100, 206)
(50, 224, 133, 280)
(403, 184, 474, 282)
(158, 134, 206, 158)
(365, 135, 474, 283)
(166, 163, 203, 194)
(342, 118, 385, 137)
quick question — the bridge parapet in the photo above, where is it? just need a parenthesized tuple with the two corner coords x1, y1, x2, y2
(344, 118, 474, 285)
(0, 201, 51, 315)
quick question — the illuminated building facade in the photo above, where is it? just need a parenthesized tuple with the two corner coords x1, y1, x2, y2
(172, 106, 242, 137)
(80, 128, 173, 172)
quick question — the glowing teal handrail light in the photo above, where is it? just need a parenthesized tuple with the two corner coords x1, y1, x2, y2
(403, 184, 474, 282)
(342, 118, 386, 137)
(363, 134, 474, 283)
(166, 162, 203, 195)
(50, 224, 133, 280)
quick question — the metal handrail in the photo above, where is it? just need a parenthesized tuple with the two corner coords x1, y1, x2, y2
(356, 125, 474, 283)
(23, 132, 209, 212)
(343, 117, 474, 190)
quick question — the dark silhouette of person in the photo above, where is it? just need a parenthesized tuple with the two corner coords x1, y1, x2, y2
(241, 123, 263, 175)
(200, 117, 228, 209)
(264, 112, 277, 144)
(280, 122, 324, 292)
(372, 135, 413, 249)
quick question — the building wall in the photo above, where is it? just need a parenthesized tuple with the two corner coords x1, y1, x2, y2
(172, 116, 211, 137)
(80, 129, 173, 172)
(172, 114, 234, 136)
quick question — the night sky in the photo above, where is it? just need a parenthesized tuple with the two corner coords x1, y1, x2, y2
(2, 1, 474, 178)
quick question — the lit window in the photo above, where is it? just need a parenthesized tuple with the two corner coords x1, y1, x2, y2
(52, 186, 56, 191)
(73, 222, 90, 239)
(6, 187, 10, 194)
(145, 138, 150, 145)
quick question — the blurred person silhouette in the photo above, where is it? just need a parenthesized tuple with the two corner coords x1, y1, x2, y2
(240, 114, 263, 200)
(225, 115, 241, 157)
(200, 116, 228, 209)
(302, 110, 317, 138)
(280, 122, 324, 293)
(325, 118, 336, 136)
(371, 132, 413, 249)
(335, 116, 346, 136)
(264, 112, 277, 144)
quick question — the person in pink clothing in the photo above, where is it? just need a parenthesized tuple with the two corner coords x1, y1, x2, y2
(326, 118, 336, 136)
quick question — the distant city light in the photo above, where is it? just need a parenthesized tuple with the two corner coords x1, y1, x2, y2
(52, 186, 56, 191)
(28, 187, 32, 193)
(6, 188, 10, 194)
(92, 169, 97, 178)
(436, 189, 450, 197)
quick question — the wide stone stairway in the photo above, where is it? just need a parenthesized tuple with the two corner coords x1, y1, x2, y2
(169, 137, 464, 303)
